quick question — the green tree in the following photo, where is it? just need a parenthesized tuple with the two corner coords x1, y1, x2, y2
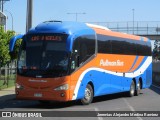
(0, 26, 20, 67)
(0, 26, 15, 67)
(153, 40, 160, 60)
(0, 26, 22, 87)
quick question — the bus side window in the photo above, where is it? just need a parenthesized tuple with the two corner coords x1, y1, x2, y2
(71, 35, 95, 72)
(18, 39, 26, 70)
(72, 38, 80, 70)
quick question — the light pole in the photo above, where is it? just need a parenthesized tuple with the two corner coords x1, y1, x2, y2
(5, 10, 13, 31)
(0, 0, 10, 12)
(132, 9, 135, 34)
(67, 12, 86, 21)
(26, 0, 33, 32)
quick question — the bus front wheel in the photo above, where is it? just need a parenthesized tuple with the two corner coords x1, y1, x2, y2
(81, 84, 93, 105)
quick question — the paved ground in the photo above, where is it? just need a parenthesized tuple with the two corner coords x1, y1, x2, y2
(0, 86, 15, 96)
(0, 86, 15, 103)
(0, 84, 160, 120)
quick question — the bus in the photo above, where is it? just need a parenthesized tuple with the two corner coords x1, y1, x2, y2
(9, 21, 152, 105)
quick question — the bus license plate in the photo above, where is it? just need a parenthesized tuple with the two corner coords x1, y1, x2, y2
(34, 93, 42, 97)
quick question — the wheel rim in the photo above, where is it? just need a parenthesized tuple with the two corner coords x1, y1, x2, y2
(137, 81, 141, 93)
(84, 87, 91, 101)
(131, 82, 135, 95)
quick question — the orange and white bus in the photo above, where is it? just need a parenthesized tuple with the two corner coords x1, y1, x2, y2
(10, 21, 152, 105)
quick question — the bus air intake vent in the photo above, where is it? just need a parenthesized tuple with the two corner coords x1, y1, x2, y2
(43, 20, 62, 23)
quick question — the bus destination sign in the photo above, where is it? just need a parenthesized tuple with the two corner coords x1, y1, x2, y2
(31, 35, 62, 41)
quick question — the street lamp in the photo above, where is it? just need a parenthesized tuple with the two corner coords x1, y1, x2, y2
(132, 9, 135, 34)
(67, 12, 86, 21)
(5, 9, 13, 31)
(26, 0, 33, 32)
(0, 0, 10, 12)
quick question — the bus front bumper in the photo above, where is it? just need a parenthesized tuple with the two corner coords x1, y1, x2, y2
(15, 89, 70, 102)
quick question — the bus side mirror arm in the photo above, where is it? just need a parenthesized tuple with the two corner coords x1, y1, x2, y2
(9, 34, 24, 59)
(9, 34, 24, 52)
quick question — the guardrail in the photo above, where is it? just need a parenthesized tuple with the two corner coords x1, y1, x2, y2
(89, 21, 160, 35)
(0, 61, 16, 90)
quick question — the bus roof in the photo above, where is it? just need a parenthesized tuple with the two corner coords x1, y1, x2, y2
(27, 21, 149, 42)
(27, 21, 93, 35)
(86, 23, 149, 42)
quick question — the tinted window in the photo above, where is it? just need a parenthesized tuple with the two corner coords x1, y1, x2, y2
(17, 33, 69, 78)
(72, 35, 95, 69)
(111, 39, 137, 55)
(97, 34, 151, 56)
(97, 34, 112, 53)
(137, 41, 151, 56)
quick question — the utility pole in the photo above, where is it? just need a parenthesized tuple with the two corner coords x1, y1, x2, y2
(26, 0, 33, 32)
(0, 0, 10, 12)
(132, 9, 135, 34)
(0, 0, 1, 11)
(2, 0, 4, 12)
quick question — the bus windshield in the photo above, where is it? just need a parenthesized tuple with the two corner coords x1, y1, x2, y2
(18, 34, 69, 78)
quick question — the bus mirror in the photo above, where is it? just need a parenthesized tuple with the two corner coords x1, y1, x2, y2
(9, 34, 24, 59)
(9, 51, 17, 60)
(9, 34, 24, 52)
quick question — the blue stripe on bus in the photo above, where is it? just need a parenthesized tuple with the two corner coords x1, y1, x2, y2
(76, 61, 152, 100)
(140, 37, 144, 41)
(134, 56, 148, 72)
(128, 56, 139, 72)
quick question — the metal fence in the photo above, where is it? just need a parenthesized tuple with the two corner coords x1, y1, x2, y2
(88, 21, 160, 35)
(0, 61, 16, 90)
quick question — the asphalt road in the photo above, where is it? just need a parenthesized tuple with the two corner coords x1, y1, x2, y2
(0, 85, 160, 120)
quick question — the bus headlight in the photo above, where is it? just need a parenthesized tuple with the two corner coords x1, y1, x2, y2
(54, 84, 69, 91)
(16, 83, 24, 90)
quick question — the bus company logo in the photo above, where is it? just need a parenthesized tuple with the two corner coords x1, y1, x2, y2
(28, 79, 47, 83)
(100, 59, 124, 67)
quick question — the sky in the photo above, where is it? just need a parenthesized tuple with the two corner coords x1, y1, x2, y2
(3, 0, 160, 34)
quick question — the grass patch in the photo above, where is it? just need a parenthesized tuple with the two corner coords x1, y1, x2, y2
(0, 76, 15, 90)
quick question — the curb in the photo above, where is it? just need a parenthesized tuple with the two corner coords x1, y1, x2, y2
(0, 86, 15, 95)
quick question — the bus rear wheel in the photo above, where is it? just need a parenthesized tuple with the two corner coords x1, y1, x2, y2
(135, 80, 141, 96)
(81, 84, 93, 105)
(128, 81, 135, 97)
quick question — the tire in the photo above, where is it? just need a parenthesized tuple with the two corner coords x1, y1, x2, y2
(81, 84, 93, 105)
(135, 80, 141, 96)
(128, 81, 135, 97)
